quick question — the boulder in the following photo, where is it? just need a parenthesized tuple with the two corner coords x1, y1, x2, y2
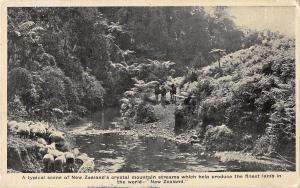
(78, 159, 95, 173)
(42, 154, 54, 172)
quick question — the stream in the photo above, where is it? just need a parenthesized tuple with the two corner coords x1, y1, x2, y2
(67, 107, 228, 172)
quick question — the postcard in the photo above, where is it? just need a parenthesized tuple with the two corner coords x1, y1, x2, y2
(0, 0, 299, 187)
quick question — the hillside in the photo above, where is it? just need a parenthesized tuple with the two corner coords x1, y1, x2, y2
(179, 35, 295, 159)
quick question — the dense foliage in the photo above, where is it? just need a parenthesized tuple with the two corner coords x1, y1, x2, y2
(8, 7, 245, 120)
(119, 60, 176, 123)
(101, 7, 244, 71)
(8, 7, 295, 160)
(181, 34, 295, 157)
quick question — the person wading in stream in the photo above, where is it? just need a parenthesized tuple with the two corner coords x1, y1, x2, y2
(160, 85, 167, 108)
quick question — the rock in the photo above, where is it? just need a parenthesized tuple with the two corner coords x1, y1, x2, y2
(49, 131, 65, 143)
(30, 123, 47, 139)
(37, 138, 47, 146)
(47, 149, 64, 158)
(72, 148, 80, 157)
(78, 159, 95, 173)
(46, 143, 56, 151)
(64, 152, 75, 172)
(75, 153, 90, 166)
(7, 120, 18, 133)
(38, 146, 48, 156)
(65, 152, 75, 162)
(16, 123, 30, 138)
(43, 154, 55, 172)
(59, 142, 71, 152)
(54, 154, 65, 173)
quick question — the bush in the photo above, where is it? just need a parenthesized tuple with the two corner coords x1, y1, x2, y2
(8, 67, 33, 99)
(252, 135, 271, 156)
(73, 105, 88, 117)
(134, 102, 157, 123)
(203, 124, 235, 151)
(81, 71, 105, 111)
(65, 113, 81, 126)
(180, 37, 295, 157)
(253, 98, 295, 157)
(8, 95, 28, 120)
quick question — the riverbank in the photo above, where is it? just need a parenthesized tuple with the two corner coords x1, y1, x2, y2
(124, 104, 295, 171)
(7, 120, 95, 173)
(7, 135, 43, 172)
(7, 104, 295, 172)
(126, 104, 200, 144)
(215, 151, 295, 171)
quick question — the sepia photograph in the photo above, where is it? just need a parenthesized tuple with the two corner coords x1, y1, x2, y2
(6, 5, 296, 175)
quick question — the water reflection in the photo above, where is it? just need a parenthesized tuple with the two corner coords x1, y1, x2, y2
(70, 108, 226, 172)
(74, 133, 226, 172)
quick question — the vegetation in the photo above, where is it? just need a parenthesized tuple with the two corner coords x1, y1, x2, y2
(8, 7, 248, 120)
(181, 33, 295, 159)
(7, 7, 295, 172)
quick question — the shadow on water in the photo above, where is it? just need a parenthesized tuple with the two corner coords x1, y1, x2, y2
(87, 107, 121, 130)
(75, 133, 226, 172)
(70, 107, 227, 172)
(68, 107, 121, 130)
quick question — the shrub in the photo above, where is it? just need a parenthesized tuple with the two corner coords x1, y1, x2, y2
(8, 67, 33, 99)
(203, 124, 235, 151)
(134, 102, 157, 123)
(253, 98, 295, 157)
(73, 105, 88, 117)
(81, 71, 105, 111)
(65, 113, 81, 126)
(180, 37, 295, 156)
(8, 95, 28, 120)
(252, 135, 272, 156)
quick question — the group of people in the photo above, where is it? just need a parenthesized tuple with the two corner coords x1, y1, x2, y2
(154, 83, 177, 107)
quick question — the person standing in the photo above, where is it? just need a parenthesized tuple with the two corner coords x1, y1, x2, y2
(170, 84, 177, 103)
(160, 85, 167, 107)
(154, 84, 160, 103)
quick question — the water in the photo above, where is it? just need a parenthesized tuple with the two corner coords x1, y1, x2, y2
(68, 107, 227, 172)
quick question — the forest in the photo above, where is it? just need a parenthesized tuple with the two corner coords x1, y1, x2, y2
(7, 7, 295, 173)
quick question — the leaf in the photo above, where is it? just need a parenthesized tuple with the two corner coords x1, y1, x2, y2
(19, 21, 35, 31)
